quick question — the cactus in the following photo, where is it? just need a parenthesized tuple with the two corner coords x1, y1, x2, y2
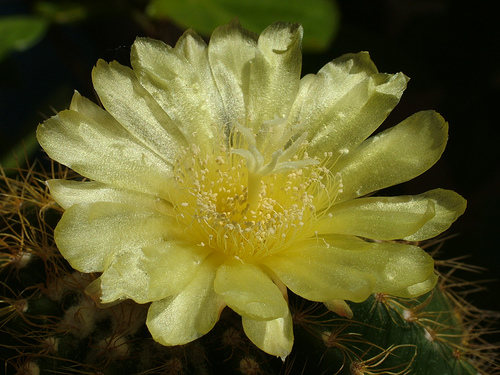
(1, 163, 499, 374)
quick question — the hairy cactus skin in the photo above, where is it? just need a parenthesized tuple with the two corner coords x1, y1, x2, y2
(1, 166, 498, 375)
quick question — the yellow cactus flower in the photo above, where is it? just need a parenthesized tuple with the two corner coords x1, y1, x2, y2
(36, 20, 466, 358)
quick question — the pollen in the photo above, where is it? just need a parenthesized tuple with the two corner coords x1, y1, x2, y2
(169, 123, 335, 260)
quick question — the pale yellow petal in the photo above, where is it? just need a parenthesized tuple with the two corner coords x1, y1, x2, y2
(174, 28, 207, 62)
(141, 241, 211, 301)
(242, 309, 293, 359)
(54, 202, 172, 273)
(334, 110, 448, 201)
(208, 19, 258, 124)
(98, 241, 210, 304)
(146, 256, 225, 346)
(92, 59, 187, 160)
(318, 189, 466, 241)
(214, 259, 288, 320)
(374, 242, 436, 296)
(98, 249, 148, 303)
(317, 194, 436, 240)
(289, 52, 408, 159)
(246, 22, 303, 129)
(403, 189, 467, 241)
(391, 272, 438, 298)
(174, 29, 228, 130)
(323, 299, 353, 319)
(264, 236, 435, 302)
(264, 242, 375, 303)
(69, 90, 127, 136)
(130, 35, 223, 147)
(47, 180, 173, 214)
(37, 108, 174, 197)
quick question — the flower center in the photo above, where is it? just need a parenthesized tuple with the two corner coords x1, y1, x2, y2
(170, 122, 336, 260)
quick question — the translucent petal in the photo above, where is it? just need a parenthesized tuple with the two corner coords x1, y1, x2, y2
(92, 59, 187, 160)
(174, 30, 228, 133)
(317, 193, 437, 240)
(98, 241, 210, 304)
(264, 236, 435, 302)
(174, 28, 207, 62)
(208, 19, 258, 125)
(130, 35, 223, 147)
(264, 243, 375, 303)
(242, 309, 293, 359)
(333, 110, 448, 201)
(392, 272, 438, 298)
(37, 107, 175, 197)
(98, 249, 148, 303)
(141, 241, 211, 301)
(47, 180, 174, 214)
(404, 189, 467, 241)
(246, 22, 303, 129)
(54, 202, 173, 273)
(289, 52, 408, 159)
(214, 259, 288, 320)
(69, 90, 127, 135)
(146, 256, 225, 346)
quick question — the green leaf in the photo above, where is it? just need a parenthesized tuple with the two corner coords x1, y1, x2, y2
(147, 0, 340, 52)
(0, 15, 49, 61)
(34, 1, 88, 24)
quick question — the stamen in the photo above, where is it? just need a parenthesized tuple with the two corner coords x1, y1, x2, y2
(170, 121, 336, 260)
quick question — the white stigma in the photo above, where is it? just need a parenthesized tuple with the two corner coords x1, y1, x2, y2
(231, 121, 319, 177)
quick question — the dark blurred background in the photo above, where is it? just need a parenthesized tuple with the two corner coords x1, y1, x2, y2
(1, 0, 499, 337)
